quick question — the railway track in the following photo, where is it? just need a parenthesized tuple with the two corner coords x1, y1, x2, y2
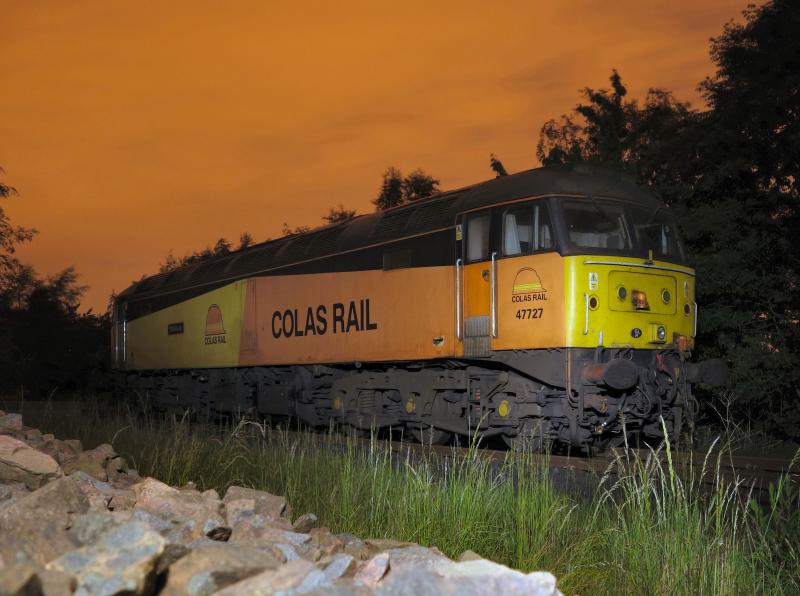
(274, 428, 797, 489)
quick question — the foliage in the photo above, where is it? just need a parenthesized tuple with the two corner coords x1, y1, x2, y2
(281, 223, 311, 237)
(159, 236, 238, 273)
(373, 166, 439, 210)
(535, 1, 800, 436)
(238, 232, 254, 250)
(489, 153, 508, 177)
(0, 168, 36, 291)
(0, 168, 108, 395)
(323, 204, 357, 225)
(13, 400, 800, 595)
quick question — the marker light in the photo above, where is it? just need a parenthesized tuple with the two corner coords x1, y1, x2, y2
(617, 286, 627, 301)
(631, 290, 650, 311)
(684, 304, 691, 316)
(588, 295, 599, 310)
(661, 289, 671, 304)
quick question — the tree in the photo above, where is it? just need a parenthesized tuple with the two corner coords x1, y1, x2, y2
(536, 70, 635, 168)
(490, 153, 508, 177)
(373, 167, 404, 211)
(401, 169, 439, 202)
(0, 168, 36, 290)
(323, 204, 356, 225)
(373, 167, 440, 211)
(281, 223, 311, 236)
(213, 237, 231, 256)
(534, 0, 800, 435)
(238, 232, 254, 250)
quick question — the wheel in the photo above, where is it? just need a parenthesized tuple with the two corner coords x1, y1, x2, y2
(502, 418, 551, 452)
(408, 424, 451, 445)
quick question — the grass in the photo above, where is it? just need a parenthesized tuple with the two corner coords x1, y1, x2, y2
(4, 394, 799, 595)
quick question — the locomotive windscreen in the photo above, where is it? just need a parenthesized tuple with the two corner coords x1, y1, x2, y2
(561, 198, 686, 262)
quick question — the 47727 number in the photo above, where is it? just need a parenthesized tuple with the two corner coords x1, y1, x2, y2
(515, 308, 543, 320)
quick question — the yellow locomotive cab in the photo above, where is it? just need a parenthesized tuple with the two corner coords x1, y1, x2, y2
(112, 164, 726, 450)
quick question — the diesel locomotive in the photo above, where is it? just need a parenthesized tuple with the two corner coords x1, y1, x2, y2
(112, 164, 725, 449)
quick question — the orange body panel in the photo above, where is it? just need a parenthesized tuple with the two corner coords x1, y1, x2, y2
(239, 266, 456, 365)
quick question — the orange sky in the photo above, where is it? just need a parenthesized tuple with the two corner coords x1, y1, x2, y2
(1, 0, 747, 312)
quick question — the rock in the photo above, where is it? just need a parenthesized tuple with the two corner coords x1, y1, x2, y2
(364, 538, 417, 555)
(85, 444, 115, 465)
(38, 438, 82, 466)
(108, 491, 136, 511)
(61, 439, 83, 455)
(272, 543, 301, 562)
(338, 534, 369, 560)
(0, 435, 62, 489)
(23, 428, 43, 445)
(104, 457, 128, 482)
(0, 481, 29, 512)
(47, 521, 166, 596)
(133, 478, 229, 541)
(374, 568, 441, 596)
(37, 569, 76, 596)
(62, 452, 108, 481)
(160, 543, 284, 596)
(69, 512, 131, 546)
(229, 521, 311, 550)
(435, 560, 561, 596)
(305, 528, 346, 559)
(69, 470, 136, 512)
(0, 476, 89, 566)
(214, 559, 324, 596)
(322, 553, 357, 581)
(384, 546, 450, 573)
(293, 512, 318, 533)
(223, 486, 291, 527)
(353, 552, 390, 588)
(0, 560, 41, 595)
(0, 413, 22, 434)
(458, 550, 484, 562)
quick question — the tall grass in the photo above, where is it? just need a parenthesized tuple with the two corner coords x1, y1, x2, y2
(6, 396, 799, 595)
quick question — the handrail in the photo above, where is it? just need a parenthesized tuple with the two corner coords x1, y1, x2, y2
(583, 293, 590, 335)
(693, 302, 698, 338)
(491, 252, 498, 338)
(455, 258, 462, 341)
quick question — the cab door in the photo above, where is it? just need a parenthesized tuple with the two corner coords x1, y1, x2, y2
(458, 209, 496, 357)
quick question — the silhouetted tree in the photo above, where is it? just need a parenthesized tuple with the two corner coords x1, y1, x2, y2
(535, 0, 800, 435)
(0, 167, 36, 290)
(373, 167, 440, 210)
(323, 204, 357, 225)
(213, 238, 231, 255)
(238, 232, 254, 249)
(489, 154, 508, 177)
(281, 223, 311, 236)
(373, 167, 405, 211)
(402, 169, 440, 202)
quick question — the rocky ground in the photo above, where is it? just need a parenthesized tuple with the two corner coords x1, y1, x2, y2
(0, 410, 561, 595)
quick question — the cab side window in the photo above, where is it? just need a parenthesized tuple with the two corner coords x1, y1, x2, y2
(465, 212, 491, 262)
(502, 202, 553, 256)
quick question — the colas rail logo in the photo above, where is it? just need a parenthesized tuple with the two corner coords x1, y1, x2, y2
(511, 267, 548, 303)
(204, 304, 227, 345)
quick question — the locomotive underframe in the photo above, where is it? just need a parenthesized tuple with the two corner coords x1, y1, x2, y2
(122, 347, 697, 449)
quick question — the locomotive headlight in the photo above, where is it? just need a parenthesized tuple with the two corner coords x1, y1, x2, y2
(649, 323, 667, 343)
(617, 286, 627, 301)
(661, 289, 671, 304)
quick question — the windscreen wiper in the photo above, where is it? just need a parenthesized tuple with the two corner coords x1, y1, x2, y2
(587, 194, 611, 221)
